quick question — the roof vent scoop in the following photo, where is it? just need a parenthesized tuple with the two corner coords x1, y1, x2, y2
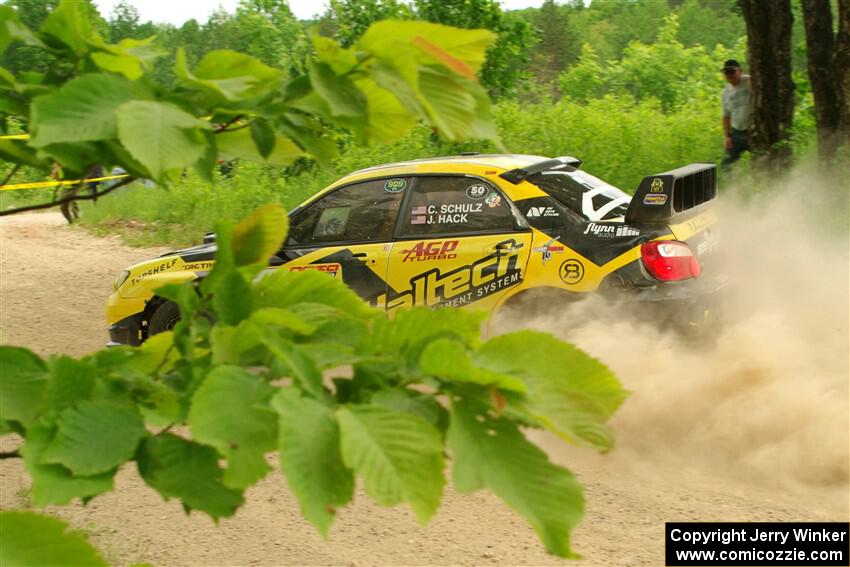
(500, 156, 583, 184)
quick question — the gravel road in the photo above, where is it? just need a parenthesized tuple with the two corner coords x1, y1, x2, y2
(1, 212, 847, 567)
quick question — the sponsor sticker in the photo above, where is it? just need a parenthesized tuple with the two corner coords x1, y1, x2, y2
(130, 258, 179, 286)
(643, 193, 668, 206)
(384, 178, 407, 193)
(466, 184, 488, 200)
(559, 259, 584, 285)
(184, 261, 215, 271)
(526, 206, 559, 218)
(650, 177, 665, 193)
(401, 240, 459, 262)
(485, 192, 502, 208)
(583, 222, 640, 238)
(379, 238, 524, 310)
(288, 263, 341, 278)
(533, 237, 565, 264)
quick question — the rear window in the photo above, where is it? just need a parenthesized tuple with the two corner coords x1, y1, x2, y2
(527, 169, 631, 221)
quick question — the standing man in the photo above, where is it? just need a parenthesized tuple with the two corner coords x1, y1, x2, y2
(721, 59, 751, 169)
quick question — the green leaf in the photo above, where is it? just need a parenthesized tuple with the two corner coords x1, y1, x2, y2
(188, 366, 277, 489)
(254, 269, 373, 318)
(0, 346, 47, 427)
(0, 511, 108, 567)
(42, 356, 96, 413)
(370, 389, 448, 433)
(311, 34, 358, 75)
(137, 433, 244, 519)
(250, 307, 315, 335)
(250, 119, 275, 159)
(366, 308, 485, 360)
(231, 203, 289, 267)
(271, 389, 353, 537)
(307, 59, 367, 119)
(116, 100, 210, 181)
(40, 401, 146, 476)
(40, 0, 93, 56)
(91, 51, 143, 80)
(21, 425, 114, 506)
(476, 331, 626, 450)
(448, 401, 583, 558)
(29, 74, 149, 147)
(0, 139, 49, 167)
(217, 127, 304, 166)
(0, 6, 46, 53)
(175, 48, 282, 102)
(357, 21, 495, 76)
(337, 405, 444, 524)
(211, 269, 253, 325)
(356, 79, 417, 144)
(419, 338, 526, 392)
(261, 335, 327, 400)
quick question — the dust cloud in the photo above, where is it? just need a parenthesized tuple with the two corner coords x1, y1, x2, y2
(493, 167, 849, 509)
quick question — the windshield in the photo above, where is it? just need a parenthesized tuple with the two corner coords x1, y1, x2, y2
(527, 169, 631, 221)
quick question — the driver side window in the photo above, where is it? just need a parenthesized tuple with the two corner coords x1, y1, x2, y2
(287, 178, 406, 246)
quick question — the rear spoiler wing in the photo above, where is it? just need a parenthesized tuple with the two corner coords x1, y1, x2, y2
(500, 156, 583, 184)
(625, 163, 717, 225)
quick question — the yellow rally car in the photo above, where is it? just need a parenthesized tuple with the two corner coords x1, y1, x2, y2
(106, 154, 723, 346)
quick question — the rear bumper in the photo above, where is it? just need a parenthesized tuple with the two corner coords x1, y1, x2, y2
(625, 274, 729, 331)
(107, 313, 145, 347)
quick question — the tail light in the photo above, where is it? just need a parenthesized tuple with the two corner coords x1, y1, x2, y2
(641, 241, 701, 281)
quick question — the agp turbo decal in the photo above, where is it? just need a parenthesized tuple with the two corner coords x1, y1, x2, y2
(381, 239, 524, 310)
(401, 240, 459, 262)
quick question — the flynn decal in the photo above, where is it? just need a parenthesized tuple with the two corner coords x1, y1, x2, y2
(130, 258, 178, 286)
(380, 239, 523, 310)
(643, 193, 668, 206)
(401, 240, 459, 262)
(410, 203, 483, 225)
(289, 263, 342, 277)
(583, 222, 640, 238)
(559, 259, 584, 285)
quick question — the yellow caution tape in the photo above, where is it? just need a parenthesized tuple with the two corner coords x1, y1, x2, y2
(0, 174, 130, 191)
(0, 134, 30, 140)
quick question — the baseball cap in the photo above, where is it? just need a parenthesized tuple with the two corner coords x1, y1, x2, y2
(722, 59, 741, 71)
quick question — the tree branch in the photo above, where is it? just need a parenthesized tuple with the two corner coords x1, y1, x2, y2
(0, 176, 137, 217)
(1, 164, 21, 187)
(0, 450, 21, 460)
(213, 114, 245, 133)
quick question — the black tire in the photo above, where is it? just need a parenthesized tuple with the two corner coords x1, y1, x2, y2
(148, 301, 181, 336)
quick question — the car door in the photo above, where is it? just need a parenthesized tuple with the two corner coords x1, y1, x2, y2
(379, 175, 532, 313)
(279, 177, 408, 305)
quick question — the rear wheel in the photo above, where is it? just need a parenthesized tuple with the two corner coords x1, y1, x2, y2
(148, 301, 181, 336)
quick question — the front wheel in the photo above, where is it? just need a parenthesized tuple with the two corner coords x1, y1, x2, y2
(148, 301, 181, 336)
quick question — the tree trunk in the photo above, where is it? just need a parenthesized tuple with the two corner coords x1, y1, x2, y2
(801, 0, 845, 163)
(738, 0, 796, 174)
(834, 0, 850, 146)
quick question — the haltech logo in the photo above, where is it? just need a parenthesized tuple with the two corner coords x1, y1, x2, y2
(380, 239, 523, 310)
(401, 240, 459, 262)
